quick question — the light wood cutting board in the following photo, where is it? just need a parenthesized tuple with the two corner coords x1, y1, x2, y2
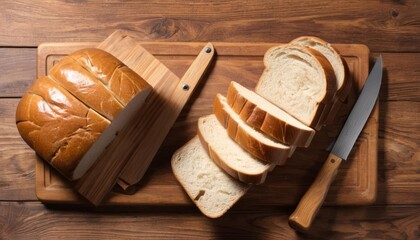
(35, 38, 377, 206)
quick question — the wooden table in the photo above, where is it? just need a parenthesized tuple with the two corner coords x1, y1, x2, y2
(1, 1, 419, 239)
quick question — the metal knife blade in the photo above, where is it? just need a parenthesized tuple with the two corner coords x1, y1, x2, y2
(331, 55, 382, 160)
(289, 56, 383, 231)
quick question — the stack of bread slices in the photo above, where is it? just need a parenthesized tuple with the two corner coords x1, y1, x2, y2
(171, 36, 351, 218)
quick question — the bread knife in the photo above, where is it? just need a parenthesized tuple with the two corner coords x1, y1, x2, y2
(289, 56, 383, 231)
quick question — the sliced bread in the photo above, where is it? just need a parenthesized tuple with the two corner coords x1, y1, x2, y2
(171, 137, 250, 218)
(290, 36, 351, 125)
(213, 94, 293, 165)
(255, 45, 337, 130)
(197, 114, 273, 184)
(227, 81, 315, 147)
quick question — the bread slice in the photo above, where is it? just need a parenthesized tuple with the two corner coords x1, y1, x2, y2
(290, 36, 351, 124)
(255, 45, 337, 130)
(197, 114, 273, 184)
(171, 137, 250, 218)
(213, 94, 292, 165)
(227, 81, 315, 147)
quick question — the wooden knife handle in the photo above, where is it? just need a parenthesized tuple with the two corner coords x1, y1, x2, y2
(289, 153, 343, 231)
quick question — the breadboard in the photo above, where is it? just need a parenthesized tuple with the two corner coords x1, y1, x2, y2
(36, 38, 377, 206)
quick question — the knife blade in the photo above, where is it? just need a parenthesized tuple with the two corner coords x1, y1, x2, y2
(288, 56, 383, 231)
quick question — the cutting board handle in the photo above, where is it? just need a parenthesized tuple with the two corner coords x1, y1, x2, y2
(171, 43, 215, 109)
(116, 42, 215, 192)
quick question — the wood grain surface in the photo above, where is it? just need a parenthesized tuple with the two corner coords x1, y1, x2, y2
(0, 202, 419, 240)
(0, 0, 419, 239)
(1, 1, 420, 52)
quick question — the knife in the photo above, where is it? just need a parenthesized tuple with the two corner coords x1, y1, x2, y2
(288, 56, 383, 231)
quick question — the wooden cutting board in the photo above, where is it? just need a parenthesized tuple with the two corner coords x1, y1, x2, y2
(35, 39, 377, 206)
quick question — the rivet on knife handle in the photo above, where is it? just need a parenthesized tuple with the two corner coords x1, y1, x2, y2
(288, 153, 342, 231)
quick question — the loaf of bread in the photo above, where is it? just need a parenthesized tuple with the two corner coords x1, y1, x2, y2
(290, 36, 352, 125)
(16, 76, 111, 175)
(171, 137, 250, 218)
(16, 48, 152, 180)
(255, 45, 337, 130)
